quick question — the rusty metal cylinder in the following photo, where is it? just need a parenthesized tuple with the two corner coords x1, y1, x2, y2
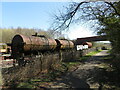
(83, 42, 92, 48)
(11, 34, 57, 53)
(56, 39, 74, 50)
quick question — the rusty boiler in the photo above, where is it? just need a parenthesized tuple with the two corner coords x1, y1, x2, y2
(11, 34, 57, 54)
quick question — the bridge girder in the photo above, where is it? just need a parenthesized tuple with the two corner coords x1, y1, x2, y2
(76, 35, 107, 45)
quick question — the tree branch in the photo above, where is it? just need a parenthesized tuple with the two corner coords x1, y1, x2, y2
(105, 2, 120, 17)
(53, 2, 88, 31)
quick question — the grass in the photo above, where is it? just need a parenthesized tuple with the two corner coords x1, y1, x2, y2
(16, 61, 81, 88)
(100, 55, 112, 60)
(106, 50, 111, 53)
(87, 50, 102, 56)
(15, 50, 103, 89)
(16, 63, 68, 88)
(80, 50, 102, 61)
(17, 82, 35, 88)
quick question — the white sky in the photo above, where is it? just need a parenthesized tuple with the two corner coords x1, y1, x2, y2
(63, 23, 97, 39)
(67, 27, 96, 39)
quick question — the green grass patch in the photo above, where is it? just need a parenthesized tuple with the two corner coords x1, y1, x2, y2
(106, 50, 111, 53)
(80, 50, 102, 61)
(63, 62, 80, 69)
(100, 55, 112, 60)
(80, 56, 90, 61)
(30, 78, 51, 82)
(86, 50, 101, 56)
(17, 82, 35, 88)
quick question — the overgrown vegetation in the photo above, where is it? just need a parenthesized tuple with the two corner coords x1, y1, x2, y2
(15, 62, 69, 89)
(13, 50, 101, 89)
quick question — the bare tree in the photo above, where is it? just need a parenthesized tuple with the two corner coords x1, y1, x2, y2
(51, 1, 120, 31)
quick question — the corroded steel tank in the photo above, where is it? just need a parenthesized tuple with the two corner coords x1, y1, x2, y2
(11, 34, 57, 54)
(83, 42, 92, 48)
(56, 39, 74, 50)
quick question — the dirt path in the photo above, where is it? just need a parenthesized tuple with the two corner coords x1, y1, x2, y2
(47, 50, 112, 89)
